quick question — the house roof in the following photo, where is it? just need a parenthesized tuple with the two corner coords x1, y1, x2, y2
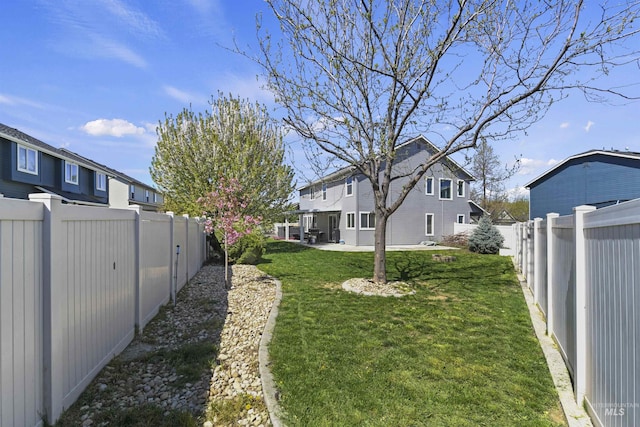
(0, 123, 112, 176)
(299, 135, 475, 190)
(525, 149, 640, 189)
(35, 185, 108, 206)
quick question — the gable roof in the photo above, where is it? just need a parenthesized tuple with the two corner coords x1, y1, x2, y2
(0, 123, 111, 176)
(299, 135, 475, 190)
(525, 149, 640, 189)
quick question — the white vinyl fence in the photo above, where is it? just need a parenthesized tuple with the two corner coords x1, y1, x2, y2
(0, 194, 206, 427)
(453, 222, 516, 256)
(515, 200, 640, 427)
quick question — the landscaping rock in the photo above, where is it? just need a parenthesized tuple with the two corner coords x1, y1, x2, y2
(57, 264, 276, 426)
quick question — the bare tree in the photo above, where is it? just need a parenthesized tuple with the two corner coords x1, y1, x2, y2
(253, 0, 639, 283)
(469, 137, 520, 210)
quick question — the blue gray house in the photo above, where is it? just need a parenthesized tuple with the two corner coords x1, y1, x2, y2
(525, 149, 640, 219)
(298, 135, 480, 245)
(0, 123, 164, 210)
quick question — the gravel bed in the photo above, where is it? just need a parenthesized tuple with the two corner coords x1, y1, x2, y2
(57, 263, 276, 427)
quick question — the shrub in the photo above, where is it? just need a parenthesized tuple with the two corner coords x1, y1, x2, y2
(468, 216, 504, 254)
(228, 231, 266, 264)
(441, 232, 469, 248)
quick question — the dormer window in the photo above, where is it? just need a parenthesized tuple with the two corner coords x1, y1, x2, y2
(145, 190, 150, 202)
(65, 161, 79, 185)
(17, 145, 38, 174)
(345, 176, 353, 196)
(130, 184, 135, 199)
(96, 172, 106, 191)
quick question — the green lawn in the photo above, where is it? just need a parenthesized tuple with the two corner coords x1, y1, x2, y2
(257, 241, 566, 426)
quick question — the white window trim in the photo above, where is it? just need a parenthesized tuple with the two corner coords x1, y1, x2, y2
(322, 183, 327, 201)
(359, 211, 375, 230)
(17, 144, 38, 175)
(439, 178, 453, 200)
(153, 193, 158, 203)
(96, 172, 106, 191)
(145, 189, 150, 202)
(457, 179, 465, 197)
(346, 212, 356, 229)
(425, 213, 435, 236)
(345, 176, 353, 197)
(457, 214, 465, 224)
(425, 176, 434, 195)
(65, 161, 79, 185)
(310, 186, 316, 200)
(130, 184, 135, 199)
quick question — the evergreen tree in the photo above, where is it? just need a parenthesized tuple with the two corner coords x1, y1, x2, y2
(469, 216, 504, 255)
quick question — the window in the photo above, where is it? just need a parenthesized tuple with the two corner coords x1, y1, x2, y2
(439, 178, 452, 200)
(457, 180, 465, 197)
(360, 212, 375, 230)
(457, 214, 465, 224)
(145, 190, 150, 202)
(310, 186, 316, 200)
(17, 145, 38, 174)
(322, 183, 327, 201)
(303, 214, 317, 231)
(425, 213, 435, 236)
(96, 172, 106, 191)
(346, 212, 356, 229)
(153, 193, 158, 203)
(130, 184, 135, 199)
(345, 176, 353, 196)
(425, 177, 434, 195)
(65, 161, 79, 185)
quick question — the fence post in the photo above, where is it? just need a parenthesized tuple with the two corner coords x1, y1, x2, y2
(128, 205, 142, 332)
(533, 218, 543, 305)
(573, 205, 596, 406)
(29, 193, 64, 424)
(167, 212, 176, 305)
(546, 213, 559, 337)
(183, 214, 190, 282)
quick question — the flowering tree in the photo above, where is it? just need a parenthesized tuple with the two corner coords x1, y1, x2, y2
(198, 177, 262, 287)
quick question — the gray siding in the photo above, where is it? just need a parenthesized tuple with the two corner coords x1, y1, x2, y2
(529, 155, 640, 219)
(299, 138, 473, 245)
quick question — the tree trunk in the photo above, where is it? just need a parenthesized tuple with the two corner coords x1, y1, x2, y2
(373, 212, 388, 283)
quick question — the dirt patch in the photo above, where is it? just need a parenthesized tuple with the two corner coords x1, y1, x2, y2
(341, 278, 416, 297)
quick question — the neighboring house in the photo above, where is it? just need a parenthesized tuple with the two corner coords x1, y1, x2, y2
(0, 123, 164, 211)
(108, 171, 164, 212)
(298, 135, 477, 245)
(525, 149, 640, 219)
(0, 123, 110, 205)
(57, 148, 164, 212)
(489, 208, 518, 225)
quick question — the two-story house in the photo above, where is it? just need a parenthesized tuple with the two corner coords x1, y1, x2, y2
(0, 123, 111, 205)
(298, 135, 479, 245)
(0, 123, 164, 211)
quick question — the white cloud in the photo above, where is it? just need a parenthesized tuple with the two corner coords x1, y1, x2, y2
(213, 73, 275, 104)
(101, 0, 164, 39)
(506, 186, 529, 200)
(95, 37, 147, 68)
(518, 157, 555, 175)
(163, 85, 208, 105)
(585, 120, 595, 132)
(0, 93, 46, 109)
(81, 119, 146, 137)
(547, 158, 559, 166)
(560, 122, 570, 129)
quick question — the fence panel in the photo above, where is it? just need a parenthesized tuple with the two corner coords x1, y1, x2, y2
(584, 202, 640, 426)
(138, 211, 172, 331)
(549, 215, 577, 377)
(57, 203, 137, 411)
(527, 221, 535, 290)
(536, 220, 548, 317)
(0, 198, 44, 427)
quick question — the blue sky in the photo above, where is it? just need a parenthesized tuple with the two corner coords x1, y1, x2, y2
(1, 0, 638, 198)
